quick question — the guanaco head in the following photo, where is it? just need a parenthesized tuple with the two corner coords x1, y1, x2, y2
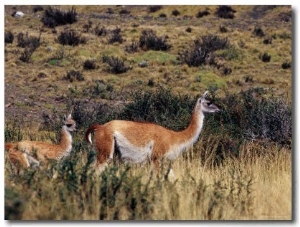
(199, 91, 220, 113)
(63, 114, 76, 132)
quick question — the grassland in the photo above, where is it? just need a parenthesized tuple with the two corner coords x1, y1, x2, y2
(4, 5, 292, 220)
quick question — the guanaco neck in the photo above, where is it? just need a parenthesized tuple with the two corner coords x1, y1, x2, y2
(171, 103, 204, 149)
(57, 126, 73, 159)
(181, 104, 204, 143)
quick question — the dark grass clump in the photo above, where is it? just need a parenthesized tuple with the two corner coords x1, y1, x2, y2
(139, 29, 171, 51)
(253, 26, 265, 37)
(19, 48, 34, 63)
(93, 24, 108, 37)
(178, 35, 229, 67)
(5, 31, 14, 44)
(103, 56, 131, 74)
(17, 32, 41, 63)
(17, 32, 41, 50)
(107, 28, 123, 44)
(82, 20, 93, 33)
(186, 27, 192, 33)
(83, 59, 96, 70)
(64, 70, 85, 82)
(172, 9, 180, 16)
(215, 5, 236, 19)
(260, 52, 271, 62)
(148, 5, 162, 13)
(219, 25, 228, 33)
(281, 62, 291, 69)
(263, 37, 272, 44)
(196, 10, 210, 18)
(41, 6, 77, 28)
(119, 9, 130, 15)
(57, 29, 87, 46)
(125, 41, 139, 53)
(32, 5, 44, 13)
(159, 13, 167, 18)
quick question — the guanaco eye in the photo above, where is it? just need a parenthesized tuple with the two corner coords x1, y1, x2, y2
(66, 124, 73, 127)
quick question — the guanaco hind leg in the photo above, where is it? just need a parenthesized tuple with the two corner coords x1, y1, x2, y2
(94, 132, 114, 175)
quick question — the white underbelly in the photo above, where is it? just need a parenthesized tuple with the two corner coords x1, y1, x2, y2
(114, 132, 153, 163)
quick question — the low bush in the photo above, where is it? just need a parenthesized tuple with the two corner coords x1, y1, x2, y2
(178, 35, 229, 67)
(148, 5, 162, 13)
(107, 28, 123, 44)
(93, 24, 108, 37)
(215, 5, 236, 19)
(207, 87, 292, 146)
(260, 52, 271, 62)
(5, 31, 14, 44)
(117, 87, 196, 130)
(253, 26, 265, 37)
(41, 6, 77, 28)
(281, 62, 291, 69)
(63, 70, 85, 82)
(57, 29, 87, 46)
(103, 56, 131, 74)
(83, 59, 96, 70)
(139, 29, 171, 51)
(119, 9, 130, 15)
(17, 32, 41, 50)
(125, 41, 139, 53)
(172, 9, 180, 16)
(32, 5, 44, 13)
(196, 10, 210, 18)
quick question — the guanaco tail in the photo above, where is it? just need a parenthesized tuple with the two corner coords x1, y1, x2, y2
(5, 114, 76, 174)
(84, 91, 220, 176)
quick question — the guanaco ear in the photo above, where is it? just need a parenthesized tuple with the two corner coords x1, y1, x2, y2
(199, 91, 209, 103)
(202, 91, 209, 98)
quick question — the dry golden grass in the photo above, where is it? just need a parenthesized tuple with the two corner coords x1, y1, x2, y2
(5, 132, 291, 220)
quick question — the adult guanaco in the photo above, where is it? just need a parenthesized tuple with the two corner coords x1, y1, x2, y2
(5, 114, 76, 174)
(85, 91, 220, 176)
